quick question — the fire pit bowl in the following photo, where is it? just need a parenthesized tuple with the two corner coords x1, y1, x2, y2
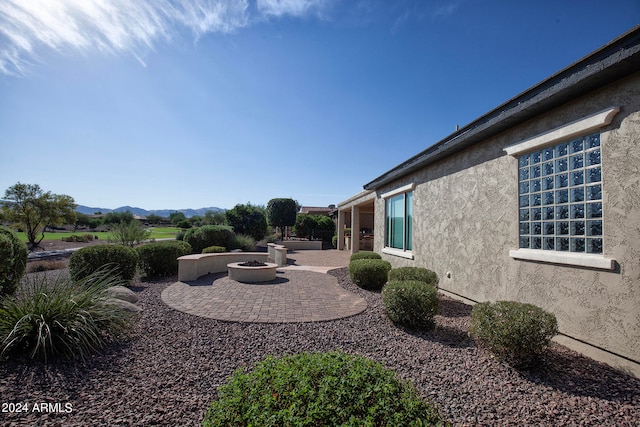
(227, 261, 279, 283)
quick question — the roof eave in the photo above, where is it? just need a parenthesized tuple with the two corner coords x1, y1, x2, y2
(363, 25, 640, 191)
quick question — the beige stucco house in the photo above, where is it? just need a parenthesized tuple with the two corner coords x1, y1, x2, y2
(337, 26, 640, 377)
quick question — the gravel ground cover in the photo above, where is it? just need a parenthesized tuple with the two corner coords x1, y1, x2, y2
(1, 266, 639, 426)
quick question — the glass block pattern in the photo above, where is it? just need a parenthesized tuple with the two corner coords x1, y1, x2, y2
(518, 132, 603, 254)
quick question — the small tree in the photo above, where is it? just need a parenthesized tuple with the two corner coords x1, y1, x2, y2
(169, 211, 187, 225)
(74, 212, 92, 231)
(102, 211, 134, 226)
(225, 203, 268, 241)
(294, 214, 335, 241)
(109, 220, 151, 247)
(266, 198, 298, 240)
(145, 213, 164, 225)
(1, 183, 76, 249)
(188, 215, 203, 227)
(203, 210, 227, 225)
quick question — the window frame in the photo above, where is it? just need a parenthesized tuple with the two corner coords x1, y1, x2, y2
(381, 183, 414, 259)
(504, 107, 618, 270)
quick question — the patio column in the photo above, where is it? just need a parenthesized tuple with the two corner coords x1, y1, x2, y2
(337, 209, 345, 250)
(351, 205, 360, 254)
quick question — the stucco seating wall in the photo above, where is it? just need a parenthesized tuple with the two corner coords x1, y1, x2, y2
(178, 252, 276, 281)
(277, 240, 322, 250)
(267, 243, 288, 267)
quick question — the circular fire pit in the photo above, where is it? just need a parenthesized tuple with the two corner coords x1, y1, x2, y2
(227, 261, 278, 283)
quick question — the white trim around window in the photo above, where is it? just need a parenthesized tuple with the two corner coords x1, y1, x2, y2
(503, 107, 620, 156)
(382, 247, 414, 259)
(381, 183, 415, 199)
(505, 107, 619, 270)
(382, 183, 414, 259)
(509, 248, 615, 270)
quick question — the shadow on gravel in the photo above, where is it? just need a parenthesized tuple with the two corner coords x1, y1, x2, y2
(401, 324, 474, 349)
(438, 297, 472, 318)
(516, 347, 640, 402)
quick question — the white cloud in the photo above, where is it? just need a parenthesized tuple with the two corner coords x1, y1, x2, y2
(256, 0, 330, 18)
(0, 0, 250, 76)
(433, 2, 460, 18)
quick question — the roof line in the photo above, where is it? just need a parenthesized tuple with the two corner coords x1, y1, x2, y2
(363, 24, 640, 191)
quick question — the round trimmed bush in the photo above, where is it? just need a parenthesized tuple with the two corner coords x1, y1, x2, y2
(136, 240, 192, 278)
(202, 245, 226, 254)
(469, 300, 558, 366)
(69, 244, 139, 285)
(183, 225, 235, 254)
(349, 259, 391, 291)
(350, 251, 382, 261)
(203, 351, 446, 426)
(383, 280, 439, 329)
(0, 226, 28, 296)
(388, 266, 439, 287)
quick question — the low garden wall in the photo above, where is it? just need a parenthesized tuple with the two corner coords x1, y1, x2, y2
(178, 247, 288, 281)
(277, 240, 322, 250)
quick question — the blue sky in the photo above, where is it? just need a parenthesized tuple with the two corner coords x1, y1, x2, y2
(1, 1, 638, 211)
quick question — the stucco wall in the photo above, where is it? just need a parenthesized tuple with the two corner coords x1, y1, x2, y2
(374, 72, 640, 372)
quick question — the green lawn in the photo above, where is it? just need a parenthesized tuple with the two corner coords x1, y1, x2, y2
(14, 227, 180, 242)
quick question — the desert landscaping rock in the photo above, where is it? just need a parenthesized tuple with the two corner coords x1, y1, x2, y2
(1, 257, 639, 426)
(104, 285, 139, 303)
(101, 297, 142, 313)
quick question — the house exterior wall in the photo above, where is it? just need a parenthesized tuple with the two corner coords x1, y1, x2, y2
(373, 72, 640, 375)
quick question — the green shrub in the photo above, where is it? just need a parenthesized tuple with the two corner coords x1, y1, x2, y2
(62, 234, 94, 243)
(0, 226, 28, 297)
(331, 235, 337, 248)
(350, 251, 382, 261)
(203, 351, 446, 427)
(183, 225, 235, 254)
(383, 280, 439, 329)
(27, 260, 67, 273)
(388, 267, 439, 287)
(349, 259, 391, 291)
(136, 240, 192, 278)
(265, 234, 278, 244)
(0, 267, 132, 362)
(176, 220, 192, 229)
(69, 244, 139, 285)
(202, 245, 226, 254)
(109, 220, 151, 247)
(230, 234, 256, 251)
(469, 300, 558, 366)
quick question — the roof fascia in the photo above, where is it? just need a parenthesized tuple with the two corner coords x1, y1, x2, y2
(363, 25, 640, 191)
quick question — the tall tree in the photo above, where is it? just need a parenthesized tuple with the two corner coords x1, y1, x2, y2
(266, 198, 298, 240)
(1, 183, 76, 249)
(225, 203, 268, 241)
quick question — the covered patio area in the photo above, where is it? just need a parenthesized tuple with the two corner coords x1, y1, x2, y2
(336, 190, 376, 254)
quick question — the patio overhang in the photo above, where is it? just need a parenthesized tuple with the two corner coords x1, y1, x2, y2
(336, 190, 376, 253)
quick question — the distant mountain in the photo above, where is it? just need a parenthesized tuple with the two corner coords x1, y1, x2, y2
(76, 205, 225, 218)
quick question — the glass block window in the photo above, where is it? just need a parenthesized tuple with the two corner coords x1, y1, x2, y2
(518, 132, 603, 254)
(385, 191, 412, 251)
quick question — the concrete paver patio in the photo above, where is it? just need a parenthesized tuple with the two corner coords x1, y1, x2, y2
(161, 249, 367, 323)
